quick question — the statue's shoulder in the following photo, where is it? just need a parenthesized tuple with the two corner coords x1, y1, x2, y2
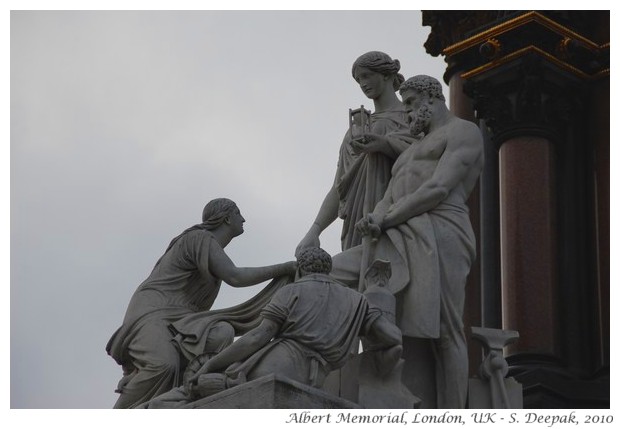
(181, 228, 214, 245)
(294, 273, 348, 289)
(447, 114, 477, 129)
(447, 116, 483, 145)
(451, 115, 480, 131)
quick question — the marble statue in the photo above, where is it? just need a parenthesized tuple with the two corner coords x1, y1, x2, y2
(296, 51, 411, 253)
(191, 247, 402, 386)
(106, 198, 297, 408)
(106, 61, 486, 409)
(153, 248, 403, 405)
(329, 75, 484, 408)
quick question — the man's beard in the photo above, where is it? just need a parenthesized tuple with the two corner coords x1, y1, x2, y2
(409, 103, 431, 136)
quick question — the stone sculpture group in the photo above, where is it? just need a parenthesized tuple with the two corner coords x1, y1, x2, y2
(107, 51, 486, 409)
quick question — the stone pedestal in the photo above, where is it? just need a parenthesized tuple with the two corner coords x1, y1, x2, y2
(183, 374, 360, 409)
(469, 377, 523, 409)
(325, 346, 421, 409)
(400, 337, 436, 409)
(469, 327, 523, 408)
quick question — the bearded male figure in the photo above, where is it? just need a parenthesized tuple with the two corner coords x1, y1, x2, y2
(330, 75, 484, 408)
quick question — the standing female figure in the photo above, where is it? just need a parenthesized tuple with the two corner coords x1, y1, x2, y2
(297, 51, 412, 252)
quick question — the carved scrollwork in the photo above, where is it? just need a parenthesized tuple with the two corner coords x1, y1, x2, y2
(463, 80, 513, 134)
(422, 11, 519, 57)
(480, 38, 502, 60)
(463, 53, 582, 145)
(544, 92, 581, 125)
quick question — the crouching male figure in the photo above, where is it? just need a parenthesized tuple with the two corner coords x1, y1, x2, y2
(188, 247, 403, 395)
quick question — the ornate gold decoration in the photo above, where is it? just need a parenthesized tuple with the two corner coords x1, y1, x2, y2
(460, 45, 592, 80)
(443, 11, 602, 56)
(479, 38, 502, 60)
(557, 37, 572, 59)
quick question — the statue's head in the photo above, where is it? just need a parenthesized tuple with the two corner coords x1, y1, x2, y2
(351, 51, 405, 92)
(297, 247, 332, 277)
(399, 74, 445, 102)
(399, 75, 446, 136)
(201, 198, 243, 235)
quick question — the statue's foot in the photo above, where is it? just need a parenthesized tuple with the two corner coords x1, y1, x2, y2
(193, 373, 228, 398)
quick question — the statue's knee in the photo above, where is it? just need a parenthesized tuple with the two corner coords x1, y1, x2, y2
(146, 352, 181, 378)
(212, 321, 234, 342)
(204, 321, 234, 354)
(149, 357, 180, 377)
(147, 397, 165, 409)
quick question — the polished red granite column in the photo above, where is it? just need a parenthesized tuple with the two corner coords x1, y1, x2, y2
(498, 137, 559, 356)
(590, 76, 609, 371)
(422, 9, 610, 408)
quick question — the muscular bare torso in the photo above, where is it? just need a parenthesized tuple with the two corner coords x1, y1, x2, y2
(387, 117, 483, 207)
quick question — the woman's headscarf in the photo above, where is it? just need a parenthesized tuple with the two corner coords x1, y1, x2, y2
(157, 198, 238, 262)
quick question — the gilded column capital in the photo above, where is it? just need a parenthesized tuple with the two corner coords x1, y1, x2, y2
(423, 10, 609, 144)
(463, 54, 584, 145)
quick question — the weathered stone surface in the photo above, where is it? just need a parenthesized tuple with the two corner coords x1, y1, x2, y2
(357, 356, 420, 409)
(296, 51, 409, 255)
(330, 75, 484, 408)
(106, 198, 296, 408)
(469, 377, 523, 409)
(469, 327, 522, 408)
(182, 374, 360, 409)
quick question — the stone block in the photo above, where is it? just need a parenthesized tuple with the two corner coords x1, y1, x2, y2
(182, 374, 360, 409)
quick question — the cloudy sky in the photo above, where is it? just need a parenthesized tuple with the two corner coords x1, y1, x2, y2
(9, 6, 455, 412)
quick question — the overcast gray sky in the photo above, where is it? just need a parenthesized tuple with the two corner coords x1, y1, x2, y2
(10, 8, 454, 411)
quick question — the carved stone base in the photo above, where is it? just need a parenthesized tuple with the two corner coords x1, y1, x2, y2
(358, 356, 420, 409)
(468, 377, 523, 409)
(324, 352, 420, 409)
(182, 374, 360, 409)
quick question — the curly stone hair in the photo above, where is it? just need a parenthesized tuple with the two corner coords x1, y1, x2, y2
(297, 247, 332, 275)
(399, 74, 446, 102)
(351, 51, 405, 91)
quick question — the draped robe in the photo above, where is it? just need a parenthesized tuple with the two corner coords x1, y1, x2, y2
(335, 108, 409, 250)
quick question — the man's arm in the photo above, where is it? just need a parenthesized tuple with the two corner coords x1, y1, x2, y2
(355, 180, 393, 237)
(382, 122, 483, 229)
(190, 318, 280, 382)
(364, 315, 403, 376)
(386, 132, 417, 157)
(349, 131, 415, 159)
(365, 315, 402, 348)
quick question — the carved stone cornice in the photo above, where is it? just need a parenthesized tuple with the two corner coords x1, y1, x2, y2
(422, 11, 521, 58)
(423, 11, 608, 143)
(463, 54, 584, 144)
(422, 11, 610, 84)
